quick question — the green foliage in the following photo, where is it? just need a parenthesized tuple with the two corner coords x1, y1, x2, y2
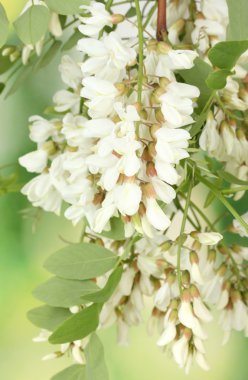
(217, 170, 248, 186)
(14, 5, 50, 45)
(5, 64, 33, 99)
(208, 41, 248, 70)
(27, 305, 71, 331)
(227, 0, 248, 40)
(44, 243, 117, 280)
(100, 217, 126, 240)
(126, 7, 136, 18)
(44, 0, 90, 15)
(51, 365, 86, 380)
(49, 304, 101, 344)
(0, 4, 9, 49)
(34, 40, 62, 71)
(179, 58, 213, 112)
(33, 277, 99, 308)
(0, 47, 13, 75)
(85, 334, 109, 380)
(62, 29, 82, 51)
(82, 266, 123, 303)
(206, 69, 232, 90)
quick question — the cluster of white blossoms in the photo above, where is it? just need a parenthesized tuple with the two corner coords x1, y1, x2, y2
(19, 2, 200, 238)
(18, 0, 248, 376)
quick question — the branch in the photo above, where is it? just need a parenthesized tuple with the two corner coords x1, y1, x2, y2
(157, 0, 167, 41)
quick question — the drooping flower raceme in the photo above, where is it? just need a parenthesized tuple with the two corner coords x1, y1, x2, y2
(16, 0, 248, 377)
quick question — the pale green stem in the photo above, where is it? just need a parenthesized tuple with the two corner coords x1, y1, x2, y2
(177, 177, 194, 293)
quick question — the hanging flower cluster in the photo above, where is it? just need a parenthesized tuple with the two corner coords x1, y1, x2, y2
(5, 0, 247, 378)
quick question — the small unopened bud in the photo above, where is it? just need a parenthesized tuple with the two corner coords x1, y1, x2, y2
(95, 238, 105, 247)
(2, 46, 15, 56)
(181, 288, 191, 303)
(152, 87, 165, 103)
(111, 14, 125, 24)
(183, 327, 192, 340)
(231, 244, 241, 254)
(190, 284, 200, 298)
(115, 82, 127, 95)
(167, 273, 176, 285)
(169, 309, 178, 322)
(160, 240, 173, 251)
(230, 289, 242, 303)
(207, 249, 216, 263)
(147, 39, 157, 52)
(217, 263, 227, 277)
(10, 50, 20, 62)
(159, 77, 170, 89)
(42, 141, 56, 155)
(157, 41, 172, 54)
(181, 270, 190, 286)
(190, 251, 199, 264)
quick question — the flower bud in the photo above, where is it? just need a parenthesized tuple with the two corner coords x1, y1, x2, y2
(157, 41, 172, 54)
(111, 14, 125, 24)
(181, 270, 190, 286)
(147, 39, 157, 52)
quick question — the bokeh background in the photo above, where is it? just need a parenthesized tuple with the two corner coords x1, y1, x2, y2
(0, 1, 247, 379)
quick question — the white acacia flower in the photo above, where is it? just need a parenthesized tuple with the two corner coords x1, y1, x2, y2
(61, 113, 89, 147)
(79, 2, 114, 37)
(29, 116, 57, 143)
(193, 232, 223, 246)
(114, 181, 142, 216)
(21, 173, 62, 214)
(157, 319, 177, 346)
(145, 197, 171, 231)
(160, 82, 199, 127)
(81, 77, 119, 118)
(19, 149, 48, 173)
(53, 89, 80, 114)
(172, 333, 190, 368)
(117, 318, 129, 346)
(78, 32, 136, 82)
(58, 55, 82, 90)
(49, 12, 62, 38)
(233, 212, 248, 238)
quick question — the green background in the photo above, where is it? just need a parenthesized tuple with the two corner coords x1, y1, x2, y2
(0, 1, 247, 379)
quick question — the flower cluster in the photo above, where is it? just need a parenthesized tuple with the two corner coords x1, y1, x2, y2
(17, 0, 248, 376)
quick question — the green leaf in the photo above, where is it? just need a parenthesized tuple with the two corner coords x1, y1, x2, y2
(49, 304, 100, 344)
(206, 69, 232, 90)
(0, 82, 5, 94)
(44, 243, 117, 280)
(100, 217, 125, 240)
(190, 110, 209, 137)
(51, 365, 86, 380)
(27, 305, 71, 331)
(33, 277, 99, 308)
(126, 7, 136, 18)
(0, 4, 9, 48)
(217, 170, 248, 186)
(227, 0, 248, 41)
(45, 0, 90, 15)
(4, 64, 33, 99)
(0, 52, 12, 75)
(62, 29, 82, 51)
(14, 5, 50, 45)
(34, 40, 62, 71)
(82, 266, 123, 303)
(85, 334, 109, 380)
(198, 174, 248, 235)
(208, 41, 248, 70)
(179, 58, 213, 112)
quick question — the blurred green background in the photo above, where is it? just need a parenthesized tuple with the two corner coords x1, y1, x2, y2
(0, 1, 247, 379)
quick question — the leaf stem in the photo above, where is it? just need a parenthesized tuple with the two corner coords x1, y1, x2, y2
(177, 176, 194, 293)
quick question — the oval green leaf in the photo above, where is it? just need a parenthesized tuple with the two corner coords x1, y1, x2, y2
(85, 334, 109, 380)
(100, 217, 125, 240)
(0, 4, 9, 48)
(208, 41, 248, 70)
(33, 277, 99, 307)
(51, 365, 86, 380)
(14, 5, 50, 45)
(44, 243, 117, 280)
(206, 69, 232, 90)
(27, 305, 71, 331)
(45, 0, 90, 15)
(82, 266, 123, 303)
(49, 304, 100, 344)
